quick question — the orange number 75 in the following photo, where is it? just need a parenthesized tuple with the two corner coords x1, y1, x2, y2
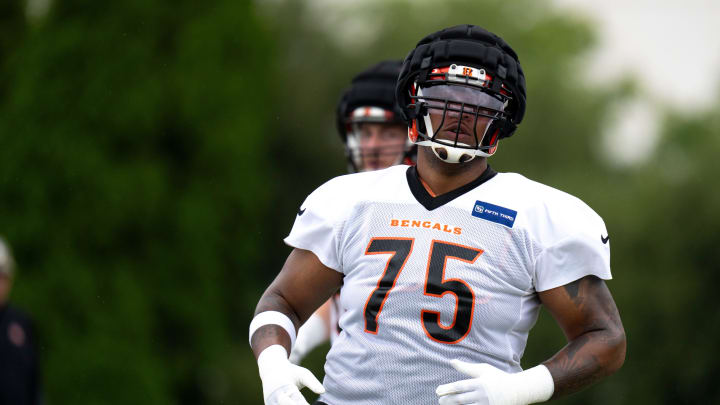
(362, 237, 483, 344)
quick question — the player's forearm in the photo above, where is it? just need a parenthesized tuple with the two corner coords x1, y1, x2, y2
(543, 327, 626, 398)
(538, 275, 627, 399)
(251, 288, 302, 359)
(251, 249, 344, 361)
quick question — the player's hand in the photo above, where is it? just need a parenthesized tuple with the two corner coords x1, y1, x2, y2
(436, 359, 553, 405)
(257, 345, 325, 405)
(436, 360, 504, 405)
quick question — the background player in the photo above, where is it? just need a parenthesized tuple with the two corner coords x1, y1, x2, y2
(336, 60, 415, 173)
(289, 60, 415, 365)
(250, 25, 626, 405)
(0, 237, 43, 405)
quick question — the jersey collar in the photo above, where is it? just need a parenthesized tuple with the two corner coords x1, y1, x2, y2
(406, 165, 497, 211)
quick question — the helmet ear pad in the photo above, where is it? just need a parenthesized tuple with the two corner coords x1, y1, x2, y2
(407, 98, 429, 143)
(481, 120, 502, 155)
(409, 120, 419, 142)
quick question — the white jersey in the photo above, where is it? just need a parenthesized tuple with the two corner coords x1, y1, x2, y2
(284, 165, 611, 405)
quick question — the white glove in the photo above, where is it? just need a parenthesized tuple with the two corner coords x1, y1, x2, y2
(257, 345, 326, 405)
(290, 314, 329, 365)
(436, 359, 554, 405)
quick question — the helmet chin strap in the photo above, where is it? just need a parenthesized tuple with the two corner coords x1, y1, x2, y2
(415, 139, 477, 163)
(415, 113, 493, 164)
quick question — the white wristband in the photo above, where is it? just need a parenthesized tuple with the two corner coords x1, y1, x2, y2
(249, 311, 297, 348)
(515, 364, 554, 404)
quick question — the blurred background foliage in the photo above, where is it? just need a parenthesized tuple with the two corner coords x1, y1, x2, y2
(0, 0, 718, 403)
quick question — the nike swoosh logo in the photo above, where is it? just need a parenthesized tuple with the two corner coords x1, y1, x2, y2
(601, 234, 610, 244)
(297, 207, 306, 216)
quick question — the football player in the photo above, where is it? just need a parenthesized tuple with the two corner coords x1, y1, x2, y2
(250, 25, 626, 405)
(336, 60, 415, 173)
(289, 60, 415, 365)
(0, 237, 43, 405)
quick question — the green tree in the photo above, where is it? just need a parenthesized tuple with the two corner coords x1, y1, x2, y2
(2, 0, 717, 403)
(1, 0, 275, 403)
(601, 108, 720, 404)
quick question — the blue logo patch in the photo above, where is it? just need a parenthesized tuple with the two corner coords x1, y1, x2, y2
(472, 200, 517, 228)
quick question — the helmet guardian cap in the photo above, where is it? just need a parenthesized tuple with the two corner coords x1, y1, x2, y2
(396, 25, 527, 163)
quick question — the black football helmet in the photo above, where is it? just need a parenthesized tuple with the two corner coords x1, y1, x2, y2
(396, 24, 527, 163)
(336, 60, 416, 172)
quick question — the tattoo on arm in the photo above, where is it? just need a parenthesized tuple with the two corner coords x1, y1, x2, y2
(543, 276, 626, 398)
(563, 281, 580, 299)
